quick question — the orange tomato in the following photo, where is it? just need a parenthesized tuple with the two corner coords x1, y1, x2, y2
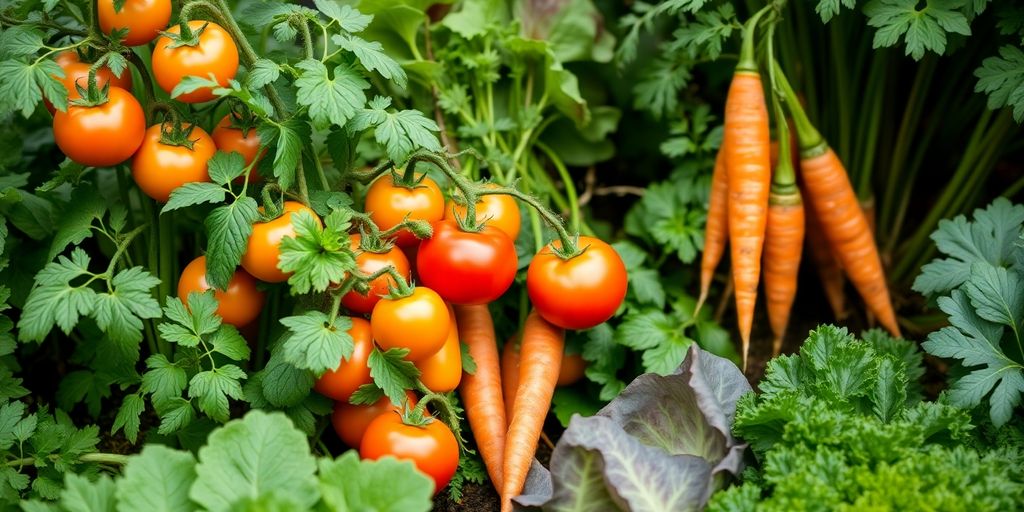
(152, 20, 238, 103)
(211, 114, 265, 182)
(341, 234, 411, 315)
(415, 305, 462, 393)
(131, 123, 216, 202)
(314, 317, 374, 402)
(52, 87, 146, 168)
(332, 390, 416, 448)
(364, 173, 445, 247)
(177, 255, 264, 327)
(241, 201, 321, 283)
(360, 413, 459, 493)
(98, 0, 172, 46)
(445, 184, 521, 240)
(557, 353, 586, 386)
(370, 287, 449, 361)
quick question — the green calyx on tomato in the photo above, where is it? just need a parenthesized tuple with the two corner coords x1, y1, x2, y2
(66, 70, 113, 108)
(156, 119, 203, 149)
(160, 20, 210, 48)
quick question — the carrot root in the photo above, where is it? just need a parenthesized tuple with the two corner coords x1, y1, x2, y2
(455, 304, 506, 492)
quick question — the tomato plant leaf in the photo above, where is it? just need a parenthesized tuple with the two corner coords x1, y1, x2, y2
(206, 150, 247, 186)
(256, 119, 309, 190)
(188, 365, 247, 424)
(190, 411, 319, 511)
(581, 324, 626, 401)
(0, 366, 29, 402)
(367, 347, 420, 406)
(278, 210, 356, 294)
(975, 45, 1024, 122)
(315, 1, 372, 33)
(56, 370, 112, 419)
(247, 59, 281, 89)
(162, 182, 226, 214)
(209, 325, 250, 362)
(279, 312, 354, 373)
(155, 399, 195, 435)
(114, 445, 197, 511)
(332, 35, 407, 88)
(141, 355, 188, 405)
(48, 188, 106, 260)
(349, 383, 385, 405)
(258, 351, 315, 407)
(18, 248, 97, 341)
(318, 451, 433, 512)
(92, 267, 161, 346)
(110, 394, 144, 444)
(348, 96, 440, 163)
(205, 197, 259, 291)
(294, 59, 369, 129)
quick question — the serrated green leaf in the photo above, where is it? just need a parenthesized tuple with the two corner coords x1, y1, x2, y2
(294, 59, 369, 128)
(0, 26, 45, 56)
(163, 182, 227, 213)
(247, 59, 281, 89)
(209, 325, 250, 361)
(279, 312, 353, 373)
(188, 365, 247, 423)
(367, 347, 420, 405)
(205, 197, 259, 290)
(316, 1, 373, 32)
(49, 188, 106, 259)
(157, 398, 195, 435)
(142, 354, 188, 403)
(207, 151, 248, 185)
(318, 451, 432, 512)
(278, 210, 356, 294)
(864, 0, 971, 60)
(111, 394, 145, 444)
(115, 445, 197, 512)
(348, 96, 440, 163)
(975, 45, 1024, 122)
(259, 352, 315, 407)
(57, 370, 112, 418)
(256, 120, 309, 190)
(61, 473, 116, 512)
(332, 35, 407, 88)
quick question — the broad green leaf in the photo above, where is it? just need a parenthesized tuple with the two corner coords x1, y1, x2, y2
(157, 399, 195, 435)
(247, 59, 281, 89)
(209, 326, 250, 361)
(314, 1, 373, 32)
(256, 120, 309, 190)
(318, 451, 432, 512)
(61, 473, 116, 512)
(333, 34, 407, 88)
(367, 347, 420, 406)
(141, 355, 188, 403)
(163, 183, 226, 213)
(294, 59, 369, 128)
(205, 197, 259, 290)
(49, 188, 107, 259)
(279, 312, 353, 373)
(207, 151, 248, 185)
(259, 352, 315, 407)
(116, 445, 197, 512)
(188, 365, 247, 423)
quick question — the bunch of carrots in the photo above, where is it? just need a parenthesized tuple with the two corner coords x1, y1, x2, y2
(696, 7, 902, 367)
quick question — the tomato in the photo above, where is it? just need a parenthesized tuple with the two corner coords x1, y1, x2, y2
(415, 305, 462, 393)
(152, 20, 238, 103)
(131, 123, 216, 203)
(314, 317, 373, 402)
(53, 87, 146, 168)
(557, 353, 586, 386)
(371, 287, 449, 361)
(47, 53, 133, 113)
(364, 173, 445, 247)
(54, 50, 79, 68)
(241, 201, 322, 283)
(341, 234, 411, 315)
(416, 221, 517, 305)
(211, 114, 265, 182)
(98, 0, 172, 46)
(445, 186, 521, 240)
(527, 236, 628, 330)
(177, 255, 264, 327)
(332, 391, 416, 449)
(360, 413, 459, 493)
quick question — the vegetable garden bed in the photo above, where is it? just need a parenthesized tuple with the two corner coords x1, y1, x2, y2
(1, 0, 1023, 510)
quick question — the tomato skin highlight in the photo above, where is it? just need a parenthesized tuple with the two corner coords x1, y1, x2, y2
(360, 413, 459, 493)
(177, 255, 264, 327)
(371, 287, 450, 361)
(314, 317, 373, 402)
(131, 123, 216, 203)
(417, 221, 517, 305)
(211, 114, 264, 182)
(341, 234, 411, 315)
(364, 173, 445, 247)
(53, 87, 146, 168)
(445, 185, 521, 241)
(98, 0, 172, 46)
(527, 236, 628, 330)
(241, 201, 321, 283)
(332, 391, 416, 449)
(415, 305, 463, 393)
(152, 20, 239, 103)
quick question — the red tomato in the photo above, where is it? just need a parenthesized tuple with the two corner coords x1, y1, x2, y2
(211, 114, 265, 182)
(341, 234, 411, 315)
(98, 0, 172, 46)
(152, 20, 238, 103)
(52, 87, 146, 168)
(177, 255, 264, 327)
(131, 123, 216, 202)
(445, 185, 521, 240)
(371, 287, 449, 361)
(557, 353, 586, 386)
(314, 317, 373, 402)
(332, 391, 416, 449)
(241, 201, 321, 283)
(416, 221, 517, 305)
(360, 413, 459, 493)
(527, 236, 628, 330)
(415, 305, 462, 393)
(364, 173, 445, 247)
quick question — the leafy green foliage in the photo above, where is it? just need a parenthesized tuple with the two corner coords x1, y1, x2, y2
(913, 198, 1024, 427)
(278, 210, 357, 294)
(975, 45, 1024, 122)
(863, 0, 972, 60)
(708, 325, 1024, 511)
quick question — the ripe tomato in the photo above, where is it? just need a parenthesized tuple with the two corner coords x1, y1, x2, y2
(527, 236, 628, 330)
(131, 123, 216, 203)
(371, 287, 449, 361)
(98, 0, 172, 46)
(360, 413, 459, 493)
(53, 87, 146, 168)
(341, 234, 411, 315)
(314, 317, 373, 402)
(177, 255, 264, 327)
(152, 20, 238, 103)
(47, 53, 133, 113)
(364, 173, 445, 247)
(445, 186, 521, 240)
(211, 114, 264, 181)
(415, 305, 462, 393)
(332, 391, 416, 449)
(241, 201, 321, 283)
(557, 353, 586, 386)
(416, 221, 517, 305)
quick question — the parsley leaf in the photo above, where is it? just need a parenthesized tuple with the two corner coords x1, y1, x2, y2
(188, 365, 246, 423)
(616, 310, 694, 375)
(975, 45, 1024, 122)
(863, 0, 972, 60)
(279, 312, 354, 373)
(278, 210, 356, 294)
(816, 0, 858, 22)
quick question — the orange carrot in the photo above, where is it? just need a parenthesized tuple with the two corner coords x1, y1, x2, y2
(500, 310, 564, 512)
(697, 147, 728, 312)
(763, 101, 805, 356)
(725, 10, 772, 368)
(777, 64, 901, 337)
(804, 202, 847, 320)
(454, 304, 505, 492)
(501, 334, 520, 426)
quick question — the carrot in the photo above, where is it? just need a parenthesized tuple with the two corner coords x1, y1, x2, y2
(803, 202, 847, 320)
(454, 304, 505, 492)
(697, 147, 728, 313)
(763, 101, 805, 356)
(500, 333, 520, 426)
(724, 9, 772, 368)
(500, 310, 564, 512)
(777, 64, 901, 337)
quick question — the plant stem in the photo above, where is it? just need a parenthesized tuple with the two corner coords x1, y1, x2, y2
(295, 17, 314, 60)
(6, 452, 129, 468)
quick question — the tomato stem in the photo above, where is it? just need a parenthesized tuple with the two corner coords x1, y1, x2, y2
(376, 265, 413, 298)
